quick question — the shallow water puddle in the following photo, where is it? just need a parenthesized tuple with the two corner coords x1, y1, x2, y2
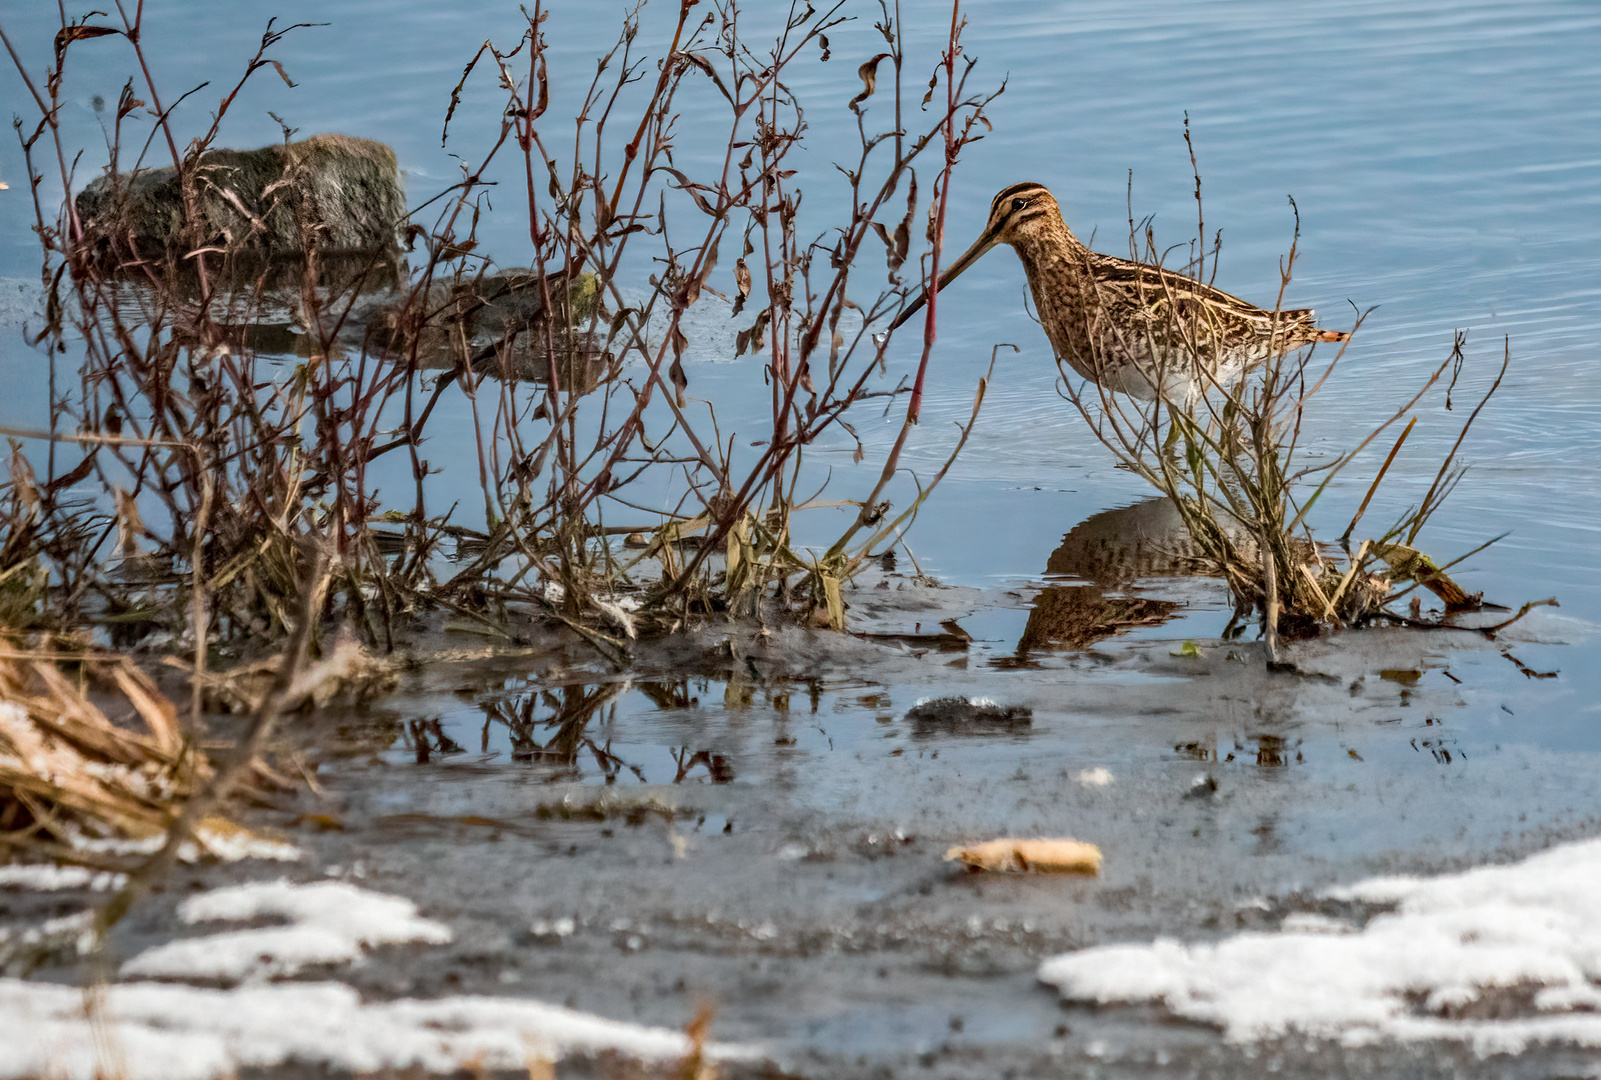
(382, 673, 1039, 787)
(345, 582, 1586, 858)
(292, 601, 1601, 1076)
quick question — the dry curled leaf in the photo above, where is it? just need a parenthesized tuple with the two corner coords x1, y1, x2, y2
(732, 257, 752, 318)
(116, 83, 145, 122)
(735, 310, 769, 358)
(682, 234, 719, 309)
(660, 167, 718, 216)
(54, 24, 120, 67)
(267, 59, 298, 89)
(679, 51, 734, 104)
(892, 174, 916, 271)
(850, 52, 892, 111)
(945, 838, 1102, 875)
(669, 326, 689, 406)
(891, 220, 910, 272)
(669, 357, 689, 407)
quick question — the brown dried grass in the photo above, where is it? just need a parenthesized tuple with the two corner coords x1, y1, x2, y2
(0, 641, 276, 869)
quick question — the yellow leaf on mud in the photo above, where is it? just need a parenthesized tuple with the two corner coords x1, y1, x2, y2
(944, 838, 1102, 875)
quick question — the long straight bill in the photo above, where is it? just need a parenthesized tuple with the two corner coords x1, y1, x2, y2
(887, 227, 1001, 332)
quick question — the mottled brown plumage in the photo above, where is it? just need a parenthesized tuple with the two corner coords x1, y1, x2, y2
(892, 182, 1348, 402)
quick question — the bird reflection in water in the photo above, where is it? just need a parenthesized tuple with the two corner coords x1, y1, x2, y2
(1011, 498, 1208, 659)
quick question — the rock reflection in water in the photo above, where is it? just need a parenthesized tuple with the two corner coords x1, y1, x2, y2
(359, 267, 612, 390)
(95, 259, 612, 393)
(95, 253, 404, 358)
(1016, 498, 1208, 655)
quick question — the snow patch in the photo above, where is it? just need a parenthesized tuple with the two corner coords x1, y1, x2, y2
(0, 911, 95, 959)
(0, 864, 126, 891)
(67, 827, 302, 864)
(1038, 835, 1601, 1054)
(0, 978, 756, 1080)
(121, 879, 452, 982)
(1075, 767, 1114, 788)
(0, 878, 758, 1078)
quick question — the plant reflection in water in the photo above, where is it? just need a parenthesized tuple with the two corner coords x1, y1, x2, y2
(404, 718, 465, 765)
(480, 683, 635, 781)
(432, 679, 747, 784)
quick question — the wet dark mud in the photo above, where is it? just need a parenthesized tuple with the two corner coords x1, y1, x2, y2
(34, 556, 1581, 1080)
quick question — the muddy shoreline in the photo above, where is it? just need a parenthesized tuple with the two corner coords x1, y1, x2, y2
(7, 568, 1587, 1078)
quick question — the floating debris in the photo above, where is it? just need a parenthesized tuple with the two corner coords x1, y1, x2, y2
(945, 838, 1102, 875)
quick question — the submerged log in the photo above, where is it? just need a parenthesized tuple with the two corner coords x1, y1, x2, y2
(75, 133, 405, 260)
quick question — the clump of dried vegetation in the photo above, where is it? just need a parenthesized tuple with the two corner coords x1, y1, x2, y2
(0, 641, 197, 864)
(0, 0, 1002, 875)
(0, 1, 1001, 666)
(0, 636, 293, 871)
(1060, 134, 1546, 662)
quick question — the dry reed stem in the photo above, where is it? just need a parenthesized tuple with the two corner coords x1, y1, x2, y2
(1, 1, 1003, 656)
(94, 544, 331, 938)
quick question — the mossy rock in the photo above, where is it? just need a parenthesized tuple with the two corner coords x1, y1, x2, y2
(75, 133, 405, 259)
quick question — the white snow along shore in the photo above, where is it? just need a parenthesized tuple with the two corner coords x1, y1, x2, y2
(1038, 835, 1601, 1055)
(0, 877, 756, 1079)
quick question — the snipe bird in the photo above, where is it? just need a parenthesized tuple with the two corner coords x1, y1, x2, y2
(890, 182, 1348, 402)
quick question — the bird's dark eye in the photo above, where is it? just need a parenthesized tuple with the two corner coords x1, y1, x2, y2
(1011, 197, 1027, 211)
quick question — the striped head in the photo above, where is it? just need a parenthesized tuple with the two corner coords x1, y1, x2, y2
(973, 182, 1066, 249)
(890, 182, 1068, 331)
